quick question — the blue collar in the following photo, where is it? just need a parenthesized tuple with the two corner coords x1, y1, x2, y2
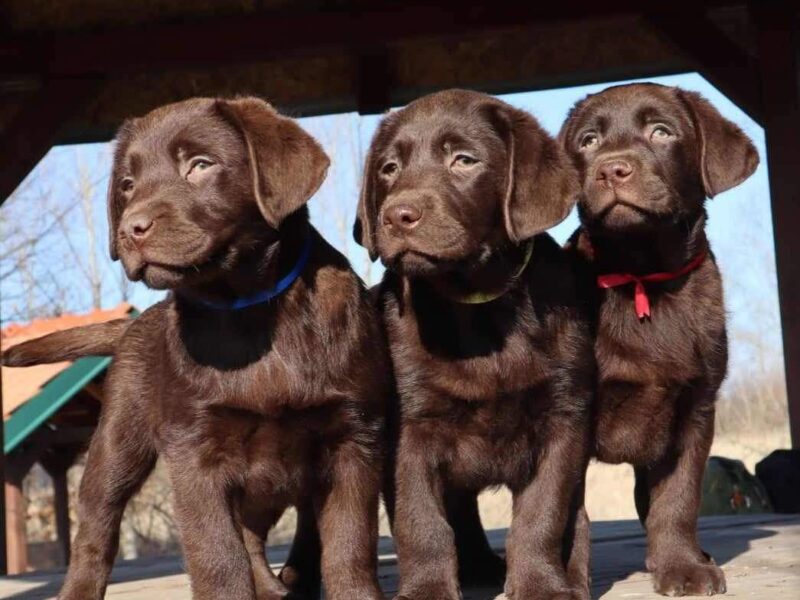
(191, 236, 312, 311)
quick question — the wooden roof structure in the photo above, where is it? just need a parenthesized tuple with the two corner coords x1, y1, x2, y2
(1, 305, 136, 574)
(0, 0, 797, 576)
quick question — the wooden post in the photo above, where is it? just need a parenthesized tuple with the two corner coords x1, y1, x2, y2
(4, 475, 27, 575)
(0, 308, 7, 574)
(51, 466, 71, 566)
(42, 450, 78, 567)
(752, 4, 800, 448)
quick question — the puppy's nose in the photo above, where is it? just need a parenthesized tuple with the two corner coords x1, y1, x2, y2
(597, 160, 634, 184)
(123, 214, 154, 243)
(383, 203, 422, 233)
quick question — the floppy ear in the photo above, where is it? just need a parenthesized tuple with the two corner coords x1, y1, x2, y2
(216, 97, 330, 228)
(491, 103, 579, 243)
(107, 119, 137, 261)
(353, 126, 382, 262)
(678, 90, 759, 198)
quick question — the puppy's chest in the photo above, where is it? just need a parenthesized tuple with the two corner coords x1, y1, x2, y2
(169, 333, 349, 414)
(388, 304, 552, 404)
(593, 285, 726, 464)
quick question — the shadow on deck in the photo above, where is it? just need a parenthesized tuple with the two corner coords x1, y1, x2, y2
(1, 514, 798, 599)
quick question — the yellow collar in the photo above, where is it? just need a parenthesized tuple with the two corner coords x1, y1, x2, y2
(441, 239, 535, 305)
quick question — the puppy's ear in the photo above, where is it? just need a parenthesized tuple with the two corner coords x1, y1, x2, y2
(678, 90, 759, 198)
(354, 127, 381, 262)
(491, 103, 579, 243)
(107, 119, 137, 261)
(216, 97, 330, 228)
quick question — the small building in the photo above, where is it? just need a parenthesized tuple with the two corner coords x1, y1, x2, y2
(1, 304, 135, 574)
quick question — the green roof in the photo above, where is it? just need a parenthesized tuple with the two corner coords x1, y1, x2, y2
(3, 307, 137, 455)
(4, 355, 112, 455)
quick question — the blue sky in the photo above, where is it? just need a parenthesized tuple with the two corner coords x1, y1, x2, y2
(0, 73, 785, 401)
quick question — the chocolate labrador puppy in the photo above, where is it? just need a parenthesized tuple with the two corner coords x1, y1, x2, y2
(6, 97, 388, 600)
(559, 83, 759, 596)
(355, 89, 594, 600)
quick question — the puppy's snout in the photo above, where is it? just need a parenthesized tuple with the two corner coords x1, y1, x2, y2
(597, 159, 634, 184)
(383, 203, 422, 233)
(122, 213, 155, 245)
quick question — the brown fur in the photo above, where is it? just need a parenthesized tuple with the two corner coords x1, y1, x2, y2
(355, 89, 594, 600)
(559, 83, 759, 596)
(8, 97, 389, 600)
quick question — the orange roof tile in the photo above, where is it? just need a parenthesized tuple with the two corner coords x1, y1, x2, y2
(1, 304, 133, 419)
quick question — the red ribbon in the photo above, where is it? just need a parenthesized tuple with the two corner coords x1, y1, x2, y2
(597, 250, 708, 319)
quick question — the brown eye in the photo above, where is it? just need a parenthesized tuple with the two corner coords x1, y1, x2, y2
(580, 133, 599, 149)
(453, 154, 479, 167)
(380, 162, 398, 176)
(121, 177, 134, 193)
(650, 125, 673, 141)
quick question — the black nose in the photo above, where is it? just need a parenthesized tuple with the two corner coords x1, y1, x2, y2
(123, 214, 154, 243)
(597, 159, 634, 184)
(383, 203, 422, 232)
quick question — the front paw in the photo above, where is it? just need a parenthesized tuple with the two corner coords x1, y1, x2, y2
(652, 562, 726, 596)
(394, 580, 460, 600)
(278, 565, 320, 599)
(502, 581, 583, 600)
(495, 593, 578, 600)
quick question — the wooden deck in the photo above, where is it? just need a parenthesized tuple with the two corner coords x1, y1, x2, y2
(1, 514, 798, 599)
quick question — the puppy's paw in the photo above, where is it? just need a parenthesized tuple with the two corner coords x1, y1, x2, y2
(278, 565, 320, 599)
(393, 583, 459, 600)
(652, 562, 726, 596)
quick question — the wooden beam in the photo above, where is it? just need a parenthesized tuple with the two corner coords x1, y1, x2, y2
(1, 3, 745, 79)
(0, 77, 100, 204)
(52, 468, 71, 565)
(644, 8, 764, 123)
(4, 476, 27, 575)
(356, 46, 394, 115)
(752, 4, 800, 447)
(0, 341, 6, 575)
(0, 5, 638, 78)
(42, 450, 79, 567)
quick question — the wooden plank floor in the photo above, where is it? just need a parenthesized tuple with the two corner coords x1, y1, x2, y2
(2, 514, 798, 599)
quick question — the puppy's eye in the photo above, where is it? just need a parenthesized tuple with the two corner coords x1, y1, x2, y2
(580, 133, 599, 149)
(188, 157, 215, 175)
(380, 162, 399, 176)
(650, 125, 673, 141)
(452, 154, 479, 168)
(120, 177, 134, 193)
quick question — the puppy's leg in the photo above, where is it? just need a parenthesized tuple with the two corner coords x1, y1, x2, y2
(446, 489, 506, 587)
(639, 401, 726, 596)
(167, 452, 256, 600)
(59, 387, 157, 600)
(279, 502, 321, 599)
(239, 498, 295, 600)
(316, 442, 382, 600)
(505, 417, 588, 600)
(393, 427, 459, 600)
(563, 483, 591, 600)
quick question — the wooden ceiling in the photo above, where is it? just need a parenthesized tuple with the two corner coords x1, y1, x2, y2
(0, 1, 787, 204)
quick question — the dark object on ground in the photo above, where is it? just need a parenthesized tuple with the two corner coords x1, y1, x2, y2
(701, 456, 773, 515)
(756, 449, 800, 513)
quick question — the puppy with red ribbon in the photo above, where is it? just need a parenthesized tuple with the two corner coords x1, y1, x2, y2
(560, 83, 758, 597)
